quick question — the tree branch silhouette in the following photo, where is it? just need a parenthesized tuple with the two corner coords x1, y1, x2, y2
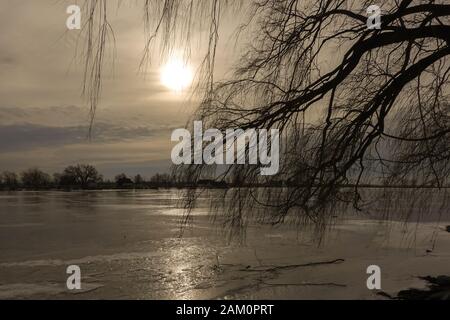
(79, 0, 450, 238)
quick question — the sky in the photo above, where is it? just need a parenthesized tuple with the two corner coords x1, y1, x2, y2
(0, 0, 239, 179)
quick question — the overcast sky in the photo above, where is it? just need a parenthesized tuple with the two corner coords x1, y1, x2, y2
(0, 0, 239, 178)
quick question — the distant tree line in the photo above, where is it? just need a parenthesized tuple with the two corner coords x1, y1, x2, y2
(2, 165, 442, 191)
(0, 164, 187, 191)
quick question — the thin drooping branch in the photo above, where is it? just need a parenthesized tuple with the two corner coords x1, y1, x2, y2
(78, 0, 243, 133)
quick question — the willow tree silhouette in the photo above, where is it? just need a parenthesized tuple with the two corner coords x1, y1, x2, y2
(81, 0, 449, 237)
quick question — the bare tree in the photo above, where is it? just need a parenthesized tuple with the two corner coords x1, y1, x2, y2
(134, 174, 145, 186)
(62, 164, 102, 189)
(115, 173, 134, 187)
(21, 168, 51, 189)
(79, 0, 450, 237)
(1, 171, 19, 190)
(187, 0, 450, 235)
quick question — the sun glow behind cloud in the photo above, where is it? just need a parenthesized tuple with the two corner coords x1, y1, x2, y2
(160, 57, 193, 93)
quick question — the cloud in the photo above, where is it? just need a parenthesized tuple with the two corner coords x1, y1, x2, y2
(0, 104, 185, 174)
(0, 1, 200, 175)
(0, 122, 174, 152)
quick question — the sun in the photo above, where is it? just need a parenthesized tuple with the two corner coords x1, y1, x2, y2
(160, 58, 193, 93)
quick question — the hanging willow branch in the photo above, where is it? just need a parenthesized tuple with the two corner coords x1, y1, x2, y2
(77, 0, 243, 134)
(77, 0, 450, 239)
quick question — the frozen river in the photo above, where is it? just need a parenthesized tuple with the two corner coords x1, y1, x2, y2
(0, 190, 449, 299)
